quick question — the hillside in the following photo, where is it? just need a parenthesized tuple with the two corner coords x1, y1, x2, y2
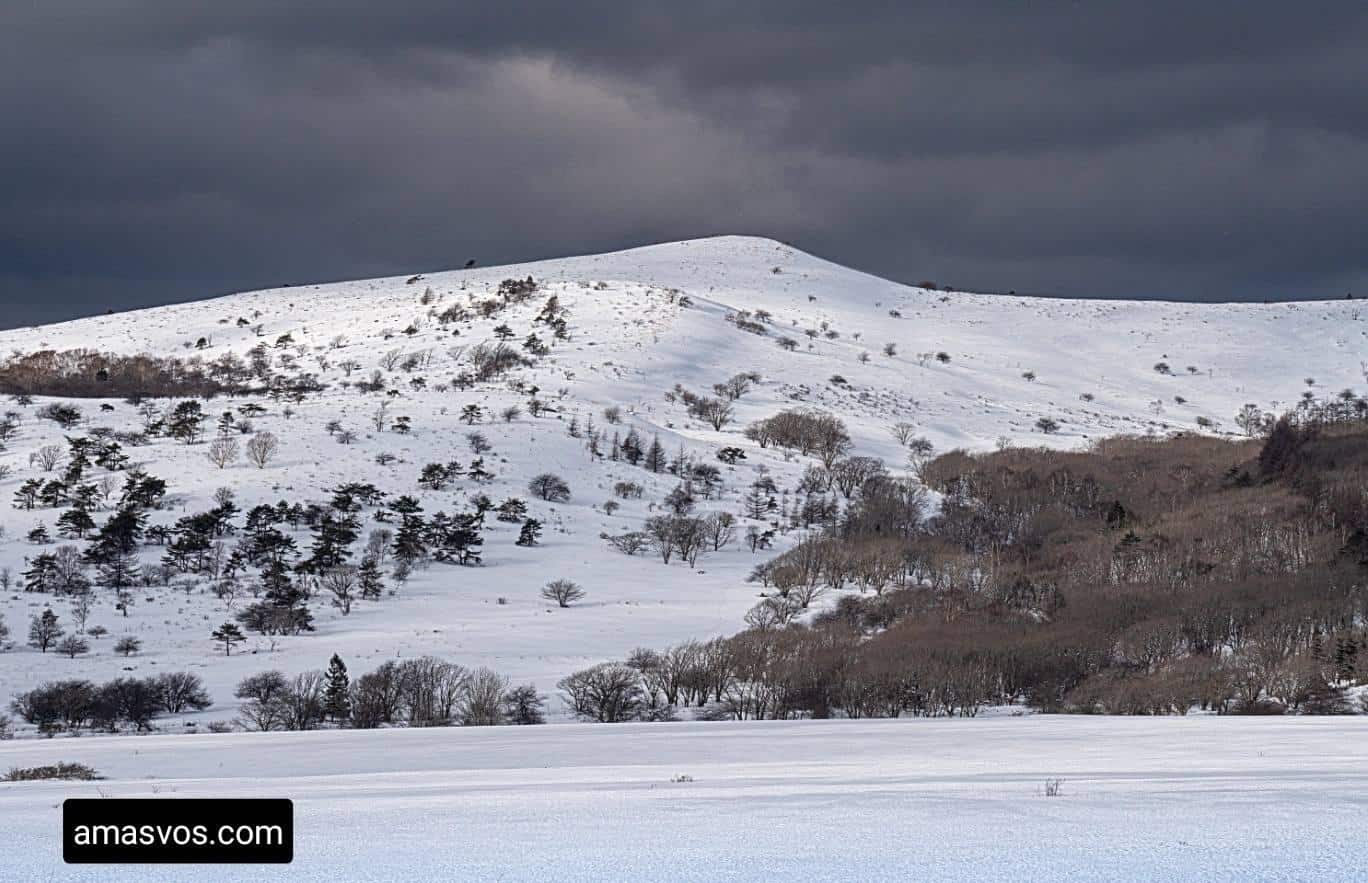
(0, 235, 1364, 727)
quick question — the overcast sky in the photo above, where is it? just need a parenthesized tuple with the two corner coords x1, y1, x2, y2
(3, 3, 1367, 327)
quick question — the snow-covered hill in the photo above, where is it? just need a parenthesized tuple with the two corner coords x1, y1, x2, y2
(1, 235, 1364, 722)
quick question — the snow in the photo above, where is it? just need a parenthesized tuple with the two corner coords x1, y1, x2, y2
(0, 235, 1364, 721)
(2, 715, 1365, 879)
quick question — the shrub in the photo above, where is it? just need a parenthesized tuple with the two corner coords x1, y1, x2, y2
(4, 762, 101, 782)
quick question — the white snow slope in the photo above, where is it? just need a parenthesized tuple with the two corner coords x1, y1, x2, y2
(0, 235, 1365, 720)
(2, 716, 1366, 880)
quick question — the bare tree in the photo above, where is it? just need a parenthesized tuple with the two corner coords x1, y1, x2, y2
(699, 398, 734, 431)
(528, 473, 570, 502)
(206, 435, 239, 469)
(460, 667, 508, 726)
(69, 589, 94, 633)
(56, 635, 90, 658)
(32, 444, 64, 471)
(890, 422, 918, 445)
(704, 512, 737, 551)
(558, 663, 644, 722)
(323, 566, 358, 615)
(245, 431, 279, 468)
(541, 579, 585, 608)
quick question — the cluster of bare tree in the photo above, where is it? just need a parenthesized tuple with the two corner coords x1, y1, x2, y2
(581, 408, 1368, 718)
(0, 349, 227, 399)
(11, 672, 210, 734)
(604, 512, 736, 565)
(236, 656, 545, 731)
(744, 409, 851, 466)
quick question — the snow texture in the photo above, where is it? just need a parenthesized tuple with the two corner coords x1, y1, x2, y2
(2, 715, 1365, 880)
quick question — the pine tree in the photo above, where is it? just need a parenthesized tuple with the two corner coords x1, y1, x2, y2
(743, 485, 772, 520)
(516, 519, 543, 547)
(496, 497, 528, 523)
(621, 429, 643, 465)
(211, 622, 245, 655)
(56, 507, 96, 539)
(168, 400, 206, 443)
(644, 434, 667, 473)
(13, 478, 42, 509)
(358, 557, 385, 601)
(23, 553, 59, 593)
(97, 551, 139, 590)
(323, 654, 351, 722)
(392, 511, 428, 567)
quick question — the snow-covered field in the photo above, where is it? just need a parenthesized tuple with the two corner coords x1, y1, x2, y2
(1, 235, 1365, 719)
(3, 715, 1366, 880)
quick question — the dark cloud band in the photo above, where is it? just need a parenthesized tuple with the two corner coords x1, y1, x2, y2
(2, 2, 1367, 326)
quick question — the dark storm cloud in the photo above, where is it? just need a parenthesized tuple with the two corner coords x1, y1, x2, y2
(3, 2, 1368, 326)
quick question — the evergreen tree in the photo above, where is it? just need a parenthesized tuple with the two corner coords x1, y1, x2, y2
(621, 429, 644, 466)
(235, 529, 312, 635)
(13, 478, 42, 509)
(323, 654, 351, 722)
(743, 485, 773, 520)
(168, 400, 206, 443)
(211, 622, 246, 655)
(469, 494, 494, 527)
(55, 507, 96, 539)
(119, 470, 168, 510)
(467, 458, 494, 482)
(39, 479, 69, 508)
(85, 506, 146, 565)
(391, 505, 428, 567)
(358, 557, 385, 601)
(303, 511, 359, 573)
(516, 519, 543, 547)
(23, 553, 59, 593)
(98, 551, 139, 590)
(496, 498, 527, 523)
(644, 434, 667, 473)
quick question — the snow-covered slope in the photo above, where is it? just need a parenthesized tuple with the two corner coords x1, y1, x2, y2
(0, 236, 1364, 721)
(3, 715, 1366, 880)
